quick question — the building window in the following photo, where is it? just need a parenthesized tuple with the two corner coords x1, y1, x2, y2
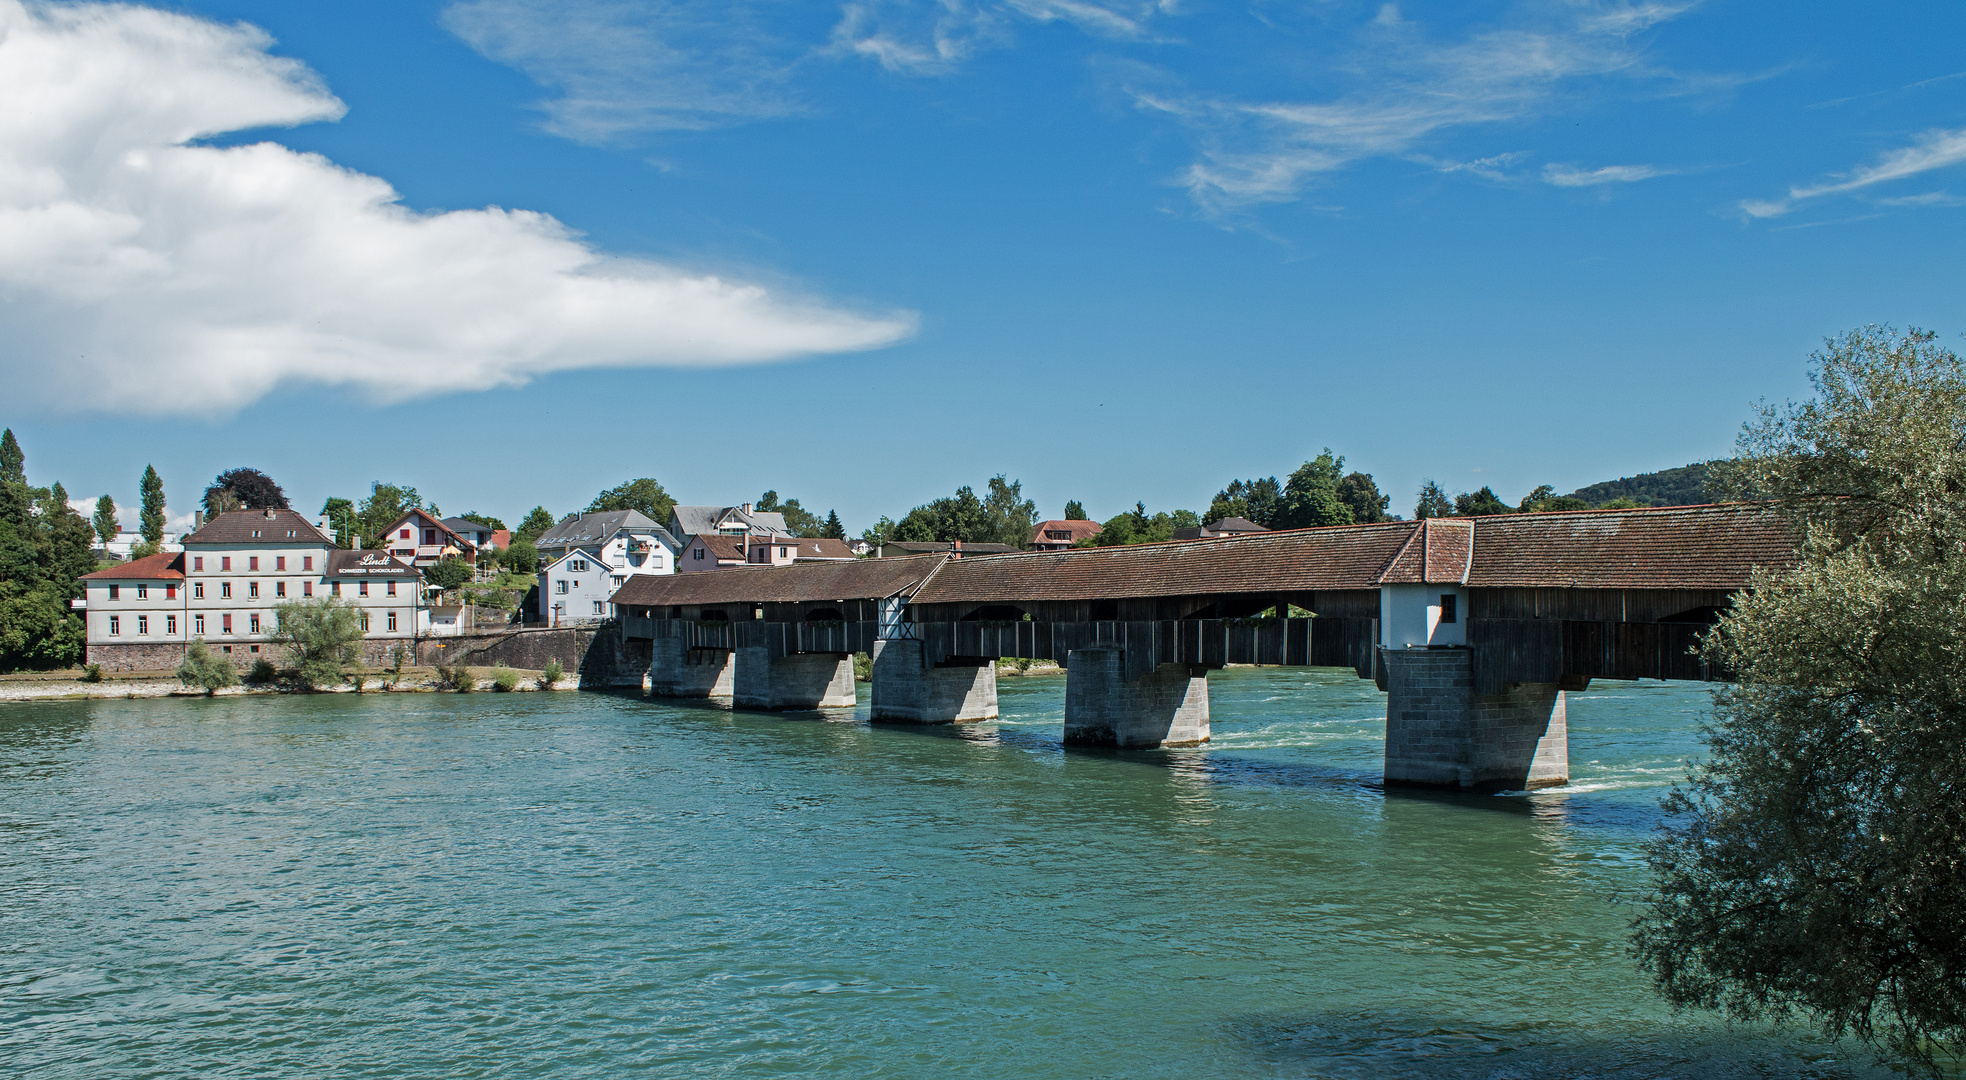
(556, 580, 568, 595)
(108, 585, 119, 600)
(249, 582, 259, 599)
(303, 582, 313, 598)
(136, 584, 148, 600)
(303, 556, 313, 571)
(167, 615, 177, 635)
(222, 614, 232, 634)
(386, 611, 397, 632)
(570, 559, 587, 572)
(359, 582, 369, 597)
(108, 615, 120, 635)
(423, 529, 436, 545)
(779, 546, 788, 558)
(249, 613, 260, 634)
(275, 581, 286, 598)
(400, 529, 411, 540)
(693, 549, 704, 560)
(386, 581, 397, 597)
(593, 600, 605, 615)
(138, 615, 148, 635)
(195, 614, 205, 635)
(1438, 594, 1457, 624)
(221, 582, 232, 599)
(194, 556, 204, 572)
(194, 582, 204, 599)
(360, 612, 370, 632)
(165, 585, 176, 600)
(276, 556, 285, 571)
(249, 557, 259, 571)
(251, 530, 261, 539)
(221, 557, 231, 571)
(331, 582, 341, 596)
(612, 575, 625, 586)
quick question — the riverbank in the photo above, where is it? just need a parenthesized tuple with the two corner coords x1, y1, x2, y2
(0, 666, 575, 701)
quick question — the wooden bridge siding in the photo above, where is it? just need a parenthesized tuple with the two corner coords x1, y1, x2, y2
(1467, 618, 1721, 694)
(912, 591, 1381, 625)
(1467, 588, 1735, 623)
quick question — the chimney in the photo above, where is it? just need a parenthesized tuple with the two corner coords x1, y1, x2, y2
(193, 510, 204, 529)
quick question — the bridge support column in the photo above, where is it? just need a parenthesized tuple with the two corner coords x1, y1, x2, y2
(869, 640, 998, 724)
(733, 648, 856, 711)
(650, 638, 734, 698)
(1063, 649, 1209, 748)
(1380, 648, 1567, 791)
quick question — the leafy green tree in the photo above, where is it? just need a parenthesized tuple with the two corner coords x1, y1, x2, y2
(982, 475, 1039, 548)
(355, 482, 421, 550)
(822, 510, 846, 540)
(202, 467, 288, 515)
(859, 516, 897, 550)
(1063, 500, 1087, 522)
(139, 465, 166, 544)
(503, 537, 540, 574)
(892, 486, 990, 545)
(1631, 326, 1966, 1073)
(756, 490, 823, 537)
(1272, 451, 1354, 529)
(1093, 503, 1195, 546)
(320, 497, 355, 547)
(92, 495, 117, 552)
(1452, 486, 1511, 516)
(589, 478, 675, 524)
(460, 511, 506, 531)
(1414, 480, 1452, 519)
(1336, 471, 1392, 523)
(0, 430, 21, 484)
(1517, 485, 1592, 513)
(1597, 497, 1642, 510)
(272, 597, 366, 689)
(892, 507, 937, 543)
(424, 557, 474, 592)
(516, 506, 556, 542)
(1207, 477, 1282, 527)
(176, 638, 238, 695)
(0, 432, 88, 671)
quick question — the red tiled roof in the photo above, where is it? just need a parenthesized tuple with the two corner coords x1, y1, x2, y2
(692, 533, 748, 561)
(80, 552, 185, 580)
(612, 554, 947, 606)
(1378, 519, 1472, 584)
(1031, 520, 1102, 544)
(1462, 502, 1796, 589)
(793, 538, 855, 560)
(181, 509, 331, 545)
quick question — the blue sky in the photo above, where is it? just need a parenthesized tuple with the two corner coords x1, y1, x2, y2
(5, 0, 1963, 535)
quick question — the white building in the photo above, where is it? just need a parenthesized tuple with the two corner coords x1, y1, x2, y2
(100, 529, 182, 559)
(79, 509, 423, 670)
(667, 503, 790, 546)
(534, 510, 681, 626)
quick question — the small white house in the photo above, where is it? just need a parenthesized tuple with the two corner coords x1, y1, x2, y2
(539, 548, 616, 627)
(1377, 518, 1472, 649)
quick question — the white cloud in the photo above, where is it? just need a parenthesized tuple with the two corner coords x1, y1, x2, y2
(1542, 162, 1670, 186)
(0, 0, 913, 417)
(1741, 127, 1966, 218)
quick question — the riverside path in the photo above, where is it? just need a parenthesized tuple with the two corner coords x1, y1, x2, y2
(610, 503, 1797, 792)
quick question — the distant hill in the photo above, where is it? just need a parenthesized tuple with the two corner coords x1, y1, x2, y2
(1568, 462, 1713, 508)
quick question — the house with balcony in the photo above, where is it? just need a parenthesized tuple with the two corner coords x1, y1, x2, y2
(441, 517, 509, 553)
(379, 509, 477, 568)
(668, 503, 791, 546)
(533, 510, 680, 625)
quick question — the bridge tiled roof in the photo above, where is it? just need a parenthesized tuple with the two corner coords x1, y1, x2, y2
(1461, 502, 1796, 589)
(611, 554, 946, 606)
(1378, 519, 1473, 585)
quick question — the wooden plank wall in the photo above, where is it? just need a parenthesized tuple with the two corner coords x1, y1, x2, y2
(1467, 618, 1721, 694)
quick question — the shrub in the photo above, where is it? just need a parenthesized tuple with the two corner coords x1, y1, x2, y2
(436, 664, 475, 692)
(79, 663, 104, 683)
(272, 596, 364, 690)
(176, 639, 238, 696)
(539, 658, 563, 689)
(246, 657, 279, 684)
(424, 557, 474, 593)
(386, 646, 407, 688)
(492, 666, 519, 692)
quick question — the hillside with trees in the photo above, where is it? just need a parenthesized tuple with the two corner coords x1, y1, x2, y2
(1568, 463, 1711, 507)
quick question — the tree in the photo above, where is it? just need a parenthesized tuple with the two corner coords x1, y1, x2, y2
(202, 467, 288, 515)
(1093, 503, 1195, 546)
(757, 490, 823, 537)
(1452, 486, 1512, 516)
(589, 478, 675, 524)
(1630, 326, 1966, 1073)
(981, 475, 1039, 548)
(859, 516, 897, 550)
(1519, 485, 1591, 513)
(516, 506, 556, 542)
(273, 597, 365, 689)
(139, 465, 165, 544)
(893, 486, 989, 545)
(1063, 500, 1087, 522)
(460, 512, 506, 531)
(891, 508, 937, 543)
(176, 638, 238, 695)
(1414, 480, 1452, 519)
(1272, 451, 1354, 530)
(0, 429, 21, 484)
(320, 497, 355, 548)
(502, 537, 540, 575)
(92, 495, 117, 552)
(1207, 477, 1283, 527)
(424, 557, 474, 592)
(0, 432, 88, 671)
(1336, 472, 1393, 523)
(822, 510, 846, 540)
(355, 482, 420, 551)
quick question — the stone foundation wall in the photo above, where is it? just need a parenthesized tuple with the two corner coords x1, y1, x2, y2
(869, 640, 998, 723)
(651, 639, 734, 698)
(733, 648, 856, 711)
(1381, 647, 1567, 791)
(1063, 649, 1210, 748)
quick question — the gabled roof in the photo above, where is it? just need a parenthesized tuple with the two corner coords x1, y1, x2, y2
(690, 533, 749, 562)
(1206, 516, 1267, 533)
(1377, 518, 1473, 585)
(536, 510, 675, 550)
(670, 505, 791, 539)
(1031, 520, 1103, 542)
(324, 550, 417, 577)
(1460, 503, 1795, 589)
(379, 509, 475, 552)
(181, 509, 331, 546)
(539, 546, 606, 571)
(792, 538, 855, 560)
(81, 552, 185, 580)
(613, 554, 946, 606)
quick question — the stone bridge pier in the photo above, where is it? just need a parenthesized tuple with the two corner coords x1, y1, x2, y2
(649, 638, 735, 699)
(1063, 648, 1210, 748)
(733, 647, 856, 711)
(1380, 648, 1567, 791)
(869, 640, 999, 724)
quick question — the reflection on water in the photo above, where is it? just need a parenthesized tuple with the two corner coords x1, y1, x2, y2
(0, 670, 1888, 1078)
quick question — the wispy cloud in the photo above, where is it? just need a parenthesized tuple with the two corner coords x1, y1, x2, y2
(1542, 162, 1671, 186)
(1740, 126, 1966, 218)
(1129, 2, 1709, 212)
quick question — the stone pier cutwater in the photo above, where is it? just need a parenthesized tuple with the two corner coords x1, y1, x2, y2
(733, 648, 856, 711)
(649, 636, 734, 698)
(868, 640, 999, 724)
(1062, 648, 1210, 749)
(1380, 647, 1568, 791)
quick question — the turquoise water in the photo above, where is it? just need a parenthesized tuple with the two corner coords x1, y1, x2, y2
(0, 670, 1890, 1078)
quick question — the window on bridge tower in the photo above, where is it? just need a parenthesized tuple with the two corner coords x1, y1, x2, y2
(1438, 595, 1457, 623)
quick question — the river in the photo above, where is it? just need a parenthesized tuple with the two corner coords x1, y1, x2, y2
(0, 670, 1891, 1078)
